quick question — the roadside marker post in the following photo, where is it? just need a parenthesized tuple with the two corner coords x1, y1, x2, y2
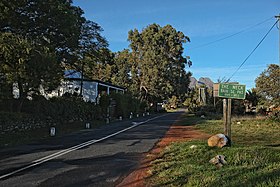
(85, 123, 90, 129)
(50, 127, 56, 136)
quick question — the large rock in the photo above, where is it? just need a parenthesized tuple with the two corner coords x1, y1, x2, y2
(208, 133, 230, 148)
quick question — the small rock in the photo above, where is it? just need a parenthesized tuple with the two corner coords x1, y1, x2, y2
(209, 155, 227, 168)
(190, 145, 197, 149)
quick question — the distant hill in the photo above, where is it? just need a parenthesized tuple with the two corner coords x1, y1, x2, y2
(189, 77, 214, 89)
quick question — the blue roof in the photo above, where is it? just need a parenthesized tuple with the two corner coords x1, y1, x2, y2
(64, 70, 81, 79)
(197, 81, 206, 85)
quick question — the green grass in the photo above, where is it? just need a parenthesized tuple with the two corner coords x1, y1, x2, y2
(149, 141, 280, 187)
(148, 114, 280, 187)
(196, 116, 280, 146)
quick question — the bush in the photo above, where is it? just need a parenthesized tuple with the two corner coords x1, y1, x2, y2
(0, 92, 147, 134)
(267, 110, 280, 122)
(195, 105, 222, 120)
(111, 93, 147, 118)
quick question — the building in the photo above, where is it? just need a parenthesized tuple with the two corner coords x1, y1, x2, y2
(13, 70, 125, 102)
(46, 70, 125, 102)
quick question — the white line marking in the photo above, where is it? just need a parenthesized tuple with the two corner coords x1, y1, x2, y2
(0, 113, 172, 180)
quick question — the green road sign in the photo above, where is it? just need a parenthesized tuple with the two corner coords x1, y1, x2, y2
(218, 83, 246, 99)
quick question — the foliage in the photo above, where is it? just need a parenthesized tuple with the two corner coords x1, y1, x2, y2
(246, 89, 259, 107)
(110, 92, 147, 118)
(83, 48, 114, 82)
(0, 33, 63, 102)
(0, 0, 108, 103)
(184, 87, 217, 113)
(183, 88, 200, 112)
(0, 0, 85, 62)
(75, 21, 109, 81)
(232, 99, 245, 115)
(255, 64, 280, 107)
(122, 24, 191, 102)
(267, 110, 280, 122)
(165, 95, 179, 110)
(194, 105, 222, 120)
(111, 49, 132, 89)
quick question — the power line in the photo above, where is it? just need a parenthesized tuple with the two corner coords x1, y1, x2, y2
(189, 17, 274, 50)
(228, 19, 279, 81)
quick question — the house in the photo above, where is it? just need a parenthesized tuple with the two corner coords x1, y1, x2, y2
(12, 70, 125, 102)
(46, 70, 125, 102)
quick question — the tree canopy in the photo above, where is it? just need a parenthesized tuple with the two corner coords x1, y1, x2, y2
(114, 24, 191, 102)
(255, 64, 280, 107)
(0, 0, 107, 101)
(1, 1, 192, 107)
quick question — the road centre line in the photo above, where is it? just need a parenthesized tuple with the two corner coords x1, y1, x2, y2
(0, 113, 172, 180)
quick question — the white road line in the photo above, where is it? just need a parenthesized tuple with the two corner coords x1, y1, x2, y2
(0, 113, 172, 180)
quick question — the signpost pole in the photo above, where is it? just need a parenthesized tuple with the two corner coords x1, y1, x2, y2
(223, 99, 228, 135)
(217, 82, 246, 145)
(227, 98, 232, 140)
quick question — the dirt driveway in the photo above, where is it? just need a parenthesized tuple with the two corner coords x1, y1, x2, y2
(117, 125, 210, 187)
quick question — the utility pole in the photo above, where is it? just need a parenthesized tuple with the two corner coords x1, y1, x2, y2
(275, 14, 280, 65)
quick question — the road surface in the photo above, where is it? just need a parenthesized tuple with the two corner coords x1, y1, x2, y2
(0, 111, 183, 186)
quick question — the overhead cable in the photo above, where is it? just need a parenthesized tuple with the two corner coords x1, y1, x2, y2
(228, 19, 279, 81)
(189, 17, 274, 50)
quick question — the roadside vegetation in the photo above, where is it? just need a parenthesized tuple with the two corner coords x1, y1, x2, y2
(148, 114, 280, 187)
(0, 93, 148, 147)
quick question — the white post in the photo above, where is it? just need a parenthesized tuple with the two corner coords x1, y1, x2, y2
(50, 127, 56, 136)
(107, 87, 110, 95)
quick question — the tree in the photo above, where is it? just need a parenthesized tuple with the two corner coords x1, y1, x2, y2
(0, 0, 108, 99)
(0, 0, 85, 63)
(255, 64, 280, 107)
(127, 24, 191, 102)
(111, 49, 132, 89)
(245, 89, 259, 107)
(82, 48, 113, 82)
(75, 20, 109, 81)
(0, 33, 62, 109)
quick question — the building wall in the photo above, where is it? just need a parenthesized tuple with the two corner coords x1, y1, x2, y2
(52, 80, 98, 102)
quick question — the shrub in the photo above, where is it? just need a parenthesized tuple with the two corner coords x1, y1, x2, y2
(267, 110, 280, 122)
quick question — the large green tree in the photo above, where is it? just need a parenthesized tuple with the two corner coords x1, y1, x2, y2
(255, 64, 280, 107)
(126, 24, 191, 102)
(72, 20, 109, 88)
(0, 0, 84, 62)
(0, 33, 62, 100)
(0, 0, 108, 100)
(111, 49, 133, 89)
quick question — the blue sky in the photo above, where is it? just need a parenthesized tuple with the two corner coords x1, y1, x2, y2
(73, 0, 280, 89)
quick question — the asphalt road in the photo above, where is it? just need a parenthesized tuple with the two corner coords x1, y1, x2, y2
(0, 111, 183, 187)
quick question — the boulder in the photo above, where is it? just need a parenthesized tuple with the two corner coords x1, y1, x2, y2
(208, 133, 230, 148)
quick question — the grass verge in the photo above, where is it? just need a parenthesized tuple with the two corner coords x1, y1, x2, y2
(148, 114, 280, 187)
(149, 141, 280, 187)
